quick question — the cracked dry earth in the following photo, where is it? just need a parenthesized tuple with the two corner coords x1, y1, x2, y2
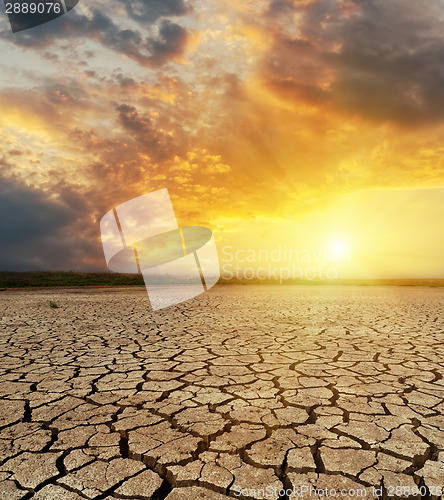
(0, 285, 444, 500)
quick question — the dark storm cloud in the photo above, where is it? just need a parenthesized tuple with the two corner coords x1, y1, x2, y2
(263, 0, 444, 125)
(267, 0, 297, 16)
(119, 0, 190, 24)
(114, 73, 137, 89)
(115, 103, 179, 161)
(0, 174, 102, 271)
(117, 104, 154, 134)
(0, 8, 189, 67)
(145, 20, 188, 65)
(0, 178, 71, 244)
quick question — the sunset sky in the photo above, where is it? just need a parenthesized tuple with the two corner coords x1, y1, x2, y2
(0, 0, 443, 278)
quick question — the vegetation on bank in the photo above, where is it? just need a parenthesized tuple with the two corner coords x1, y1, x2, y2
(0, 271, 144, 288)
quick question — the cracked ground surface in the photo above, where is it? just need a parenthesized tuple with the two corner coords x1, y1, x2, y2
(0, 285, 443, 499)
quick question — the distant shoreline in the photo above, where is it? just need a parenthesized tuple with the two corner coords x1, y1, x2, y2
(0, 271, 443, 289)
(219, 279, 444, 287)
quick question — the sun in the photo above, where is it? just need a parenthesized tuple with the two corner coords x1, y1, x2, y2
(328, 238, 351, 258)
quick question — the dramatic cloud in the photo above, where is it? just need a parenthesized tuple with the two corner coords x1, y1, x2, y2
(261, 0, 444, 124)
(0, 173, 101, 270)
(119, 0, 190, 24)
(0, 0, 443, 275)
(1, 5, 190, 67)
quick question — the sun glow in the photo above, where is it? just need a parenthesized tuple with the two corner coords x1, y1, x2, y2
(328, 238, 350, 257)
